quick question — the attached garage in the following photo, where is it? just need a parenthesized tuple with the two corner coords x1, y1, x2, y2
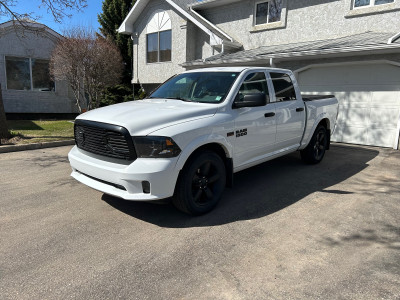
(297, 61, 400, 149)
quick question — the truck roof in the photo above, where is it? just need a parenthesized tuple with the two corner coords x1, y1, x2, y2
(184, 66, 291, 73)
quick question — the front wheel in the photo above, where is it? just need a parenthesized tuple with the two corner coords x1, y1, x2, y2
(173, 151, 226, 215)
(300, 125, 328, 164)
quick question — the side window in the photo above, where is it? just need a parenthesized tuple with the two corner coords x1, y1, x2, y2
(238, 72, 269, 102)
(270, 72, 296, 101)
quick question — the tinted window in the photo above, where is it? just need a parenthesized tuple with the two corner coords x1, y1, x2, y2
(32, 59, 54, 91)
(237, 72, 269, 102)
(147, 33, 158, 63)
(270, 72, 296, 101)
(6, 56, 30, 90)
(159, 30, 171, 62)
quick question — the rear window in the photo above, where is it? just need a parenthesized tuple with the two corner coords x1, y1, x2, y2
(270, 72, 296, 102)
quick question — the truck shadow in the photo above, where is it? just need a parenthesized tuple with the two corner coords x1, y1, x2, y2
(102, 144, 380, 228)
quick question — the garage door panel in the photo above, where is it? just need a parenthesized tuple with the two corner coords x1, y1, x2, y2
(338, 107, 369, 127)
(367, 129, 397, 148)
(298, 63, 400, 148)
(338, 126, 368, 145)
(371, 91, 400, 107)
(370, 108, 400, 129)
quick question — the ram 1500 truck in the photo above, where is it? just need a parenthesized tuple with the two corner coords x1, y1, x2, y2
(68, 67, 339, 215)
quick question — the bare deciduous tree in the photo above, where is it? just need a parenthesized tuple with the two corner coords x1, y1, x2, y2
(0, 0, 87, 23)
(50, 27, 123, 113)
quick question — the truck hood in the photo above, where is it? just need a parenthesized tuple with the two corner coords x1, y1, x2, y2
(76, 99, 218, 136)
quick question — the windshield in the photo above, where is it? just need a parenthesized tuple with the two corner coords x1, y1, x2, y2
(149, 72, 239, 103)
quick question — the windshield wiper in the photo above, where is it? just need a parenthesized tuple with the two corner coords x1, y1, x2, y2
(165, 97, 192, 102)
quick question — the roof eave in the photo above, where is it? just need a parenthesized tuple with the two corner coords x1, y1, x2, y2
(182, 44, 400, 67)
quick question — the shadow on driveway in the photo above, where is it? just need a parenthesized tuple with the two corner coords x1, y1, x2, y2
(102, 144, 379, 228)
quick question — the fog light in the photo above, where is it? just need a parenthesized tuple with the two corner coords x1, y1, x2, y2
(142, 181, 150, 194)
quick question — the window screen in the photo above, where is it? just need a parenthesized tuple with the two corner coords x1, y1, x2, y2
(270, 72, 296, 101)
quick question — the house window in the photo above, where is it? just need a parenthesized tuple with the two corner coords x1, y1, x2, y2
(146, 10, 172, 63)
(353, 0, 394, 8)
(5, 56, 54, 91)
(254, 0, 282, 25)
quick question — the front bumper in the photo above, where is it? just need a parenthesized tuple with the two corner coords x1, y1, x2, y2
(68, 146, 180, 200)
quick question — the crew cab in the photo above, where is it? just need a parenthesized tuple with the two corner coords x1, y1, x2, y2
(68, 67, 339, 215)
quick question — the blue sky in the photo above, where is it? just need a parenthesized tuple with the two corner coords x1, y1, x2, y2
(0, 0, 103, 34)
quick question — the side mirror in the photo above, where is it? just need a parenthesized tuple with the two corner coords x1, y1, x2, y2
(233, 93, 267, 108)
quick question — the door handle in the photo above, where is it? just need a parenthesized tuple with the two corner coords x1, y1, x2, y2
(296, 107, 304, 112)
(264, 112, 275, 117)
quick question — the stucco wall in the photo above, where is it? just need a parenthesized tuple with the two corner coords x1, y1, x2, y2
(0, 27, 76, 113)
(198, 0, 400, 50)
(132, 0, 189, 85)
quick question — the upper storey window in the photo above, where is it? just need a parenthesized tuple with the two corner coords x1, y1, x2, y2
(254, 0, 282, 25)
(146, 10, 172, 63)
(353, 0, 394, 8)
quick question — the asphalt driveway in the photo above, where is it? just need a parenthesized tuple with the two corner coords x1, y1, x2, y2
(0, 144, 399, 299)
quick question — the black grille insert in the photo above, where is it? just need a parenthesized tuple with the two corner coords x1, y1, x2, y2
(74, 119, 136, 161)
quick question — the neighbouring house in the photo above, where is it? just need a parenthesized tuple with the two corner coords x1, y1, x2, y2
(0, 20, 77, 118)
(119, 0, 400, 149)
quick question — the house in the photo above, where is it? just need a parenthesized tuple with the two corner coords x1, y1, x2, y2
(118, 0, 400, 149)
(0, 20, 77, 118)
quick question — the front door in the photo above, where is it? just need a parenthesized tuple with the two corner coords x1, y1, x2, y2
(232, 71, 277, 169)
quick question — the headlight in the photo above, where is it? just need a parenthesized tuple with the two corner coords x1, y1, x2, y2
(133, 136, 181, 158)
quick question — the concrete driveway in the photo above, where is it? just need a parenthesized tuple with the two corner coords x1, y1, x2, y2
(0, 144, 399, 299)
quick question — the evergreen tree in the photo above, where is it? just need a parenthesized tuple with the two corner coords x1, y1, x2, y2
(98, 0, 135, 84)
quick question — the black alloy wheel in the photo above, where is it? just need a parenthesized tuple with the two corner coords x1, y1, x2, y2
(301, 125, 328, 164)
(173, 151, 226, 215)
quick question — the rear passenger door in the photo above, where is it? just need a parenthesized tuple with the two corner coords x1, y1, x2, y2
(269, 72, 305, 150)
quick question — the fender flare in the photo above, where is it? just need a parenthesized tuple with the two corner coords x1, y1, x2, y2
(300, 113, 330, 150)
(174, 134, 233, 171)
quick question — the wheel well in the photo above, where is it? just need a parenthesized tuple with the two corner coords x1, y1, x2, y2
(185, 143, 233, 187)
(318, 118, 331, 150)
(318, 118, 330, 130)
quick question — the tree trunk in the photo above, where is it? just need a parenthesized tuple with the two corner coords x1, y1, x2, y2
(0, 84, 10, 142)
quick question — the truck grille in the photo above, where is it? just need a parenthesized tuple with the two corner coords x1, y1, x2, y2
(74, 119, 137, 161)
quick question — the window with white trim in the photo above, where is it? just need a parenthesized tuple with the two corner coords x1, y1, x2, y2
(5, 56, 54, 91)
(146, 11, 172, 63)
(254, 0, 282, 25)
(353, 0, 394, 8)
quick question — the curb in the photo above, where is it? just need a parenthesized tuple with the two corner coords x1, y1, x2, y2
(0, 140, 75, 153)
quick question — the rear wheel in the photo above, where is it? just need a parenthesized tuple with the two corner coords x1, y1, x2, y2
(173, 151, 226, 215)
(301, 125, 328, 164)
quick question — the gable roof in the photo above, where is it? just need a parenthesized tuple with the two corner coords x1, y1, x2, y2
(0, 20, 63, 39)
(183, 31, 400, 67)
(118, 0, 241, 48)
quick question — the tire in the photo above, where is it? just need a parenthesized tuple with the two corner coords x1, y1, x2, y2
(300, 125, 328, 164)
(173, 151, 226, 215)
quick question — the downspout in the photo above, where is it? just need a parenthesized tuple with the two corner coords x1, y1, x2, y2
(387, 31, 400, 44)
(269, 58, 276, 68)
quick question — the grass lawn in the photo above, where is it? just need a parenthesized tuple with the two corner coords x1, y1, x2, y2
(4, 120, 74, 145)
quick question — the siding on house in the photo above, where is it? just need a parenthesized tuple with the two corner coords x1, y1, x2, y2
(0, 23, 77, 114)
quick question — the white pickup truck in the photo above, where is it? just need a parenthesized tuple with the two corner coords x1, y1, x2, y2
(68, 67, 339, 215)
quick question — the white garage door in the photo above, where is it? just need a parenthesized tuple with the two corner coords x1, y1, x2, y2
(297, 62, 400, 148)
